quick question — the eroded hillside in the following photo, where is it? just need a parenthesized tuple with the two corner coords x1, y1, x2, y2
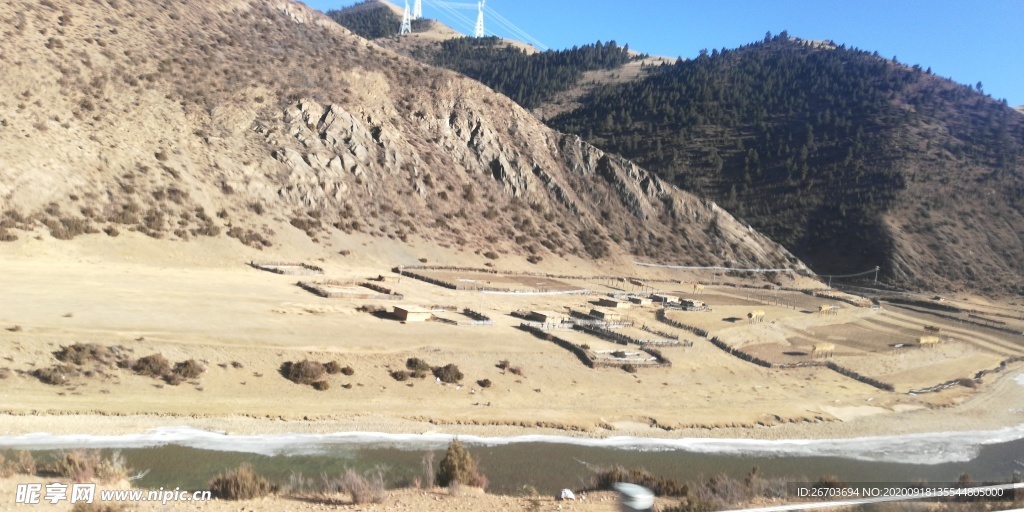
(0, 0, 804, 273)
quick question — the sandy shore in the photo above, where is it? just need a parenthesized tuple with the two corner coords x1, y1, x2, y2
(2, 364, 1023, 442)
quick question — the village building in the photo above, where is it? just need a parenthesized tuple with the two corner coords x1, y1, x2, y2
(528, 310, 568, 324)
(393, 306, 432, 322)
(597, 298, 631, 309)
(589, 308, 624, 322)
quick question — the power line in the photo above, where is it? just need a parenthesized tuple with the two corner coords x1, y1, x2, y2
(484, 6, 547, 50)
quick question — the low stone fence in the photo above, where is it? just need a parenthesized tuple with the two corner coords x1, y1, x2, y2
(519, 324, 670, 370)
(297, 280, 403, 300)
(885, 303, 1024, 337)
(812, 290, 872, 308)
(392, 265, 681, 283)
(745, 292, 797, 310)
(432, 309, 494, 327)
(573, 324, 683, 347)
(395, 267, 589, 294)
(708, 336, 895, 392)
(909, 356, 1024, 395)
(655, 309, 709, 338)
(251, 261, 324, 275)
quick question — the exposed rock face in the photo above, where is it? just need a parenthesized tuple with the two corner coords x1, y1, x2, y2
(0, 0, 805, 272)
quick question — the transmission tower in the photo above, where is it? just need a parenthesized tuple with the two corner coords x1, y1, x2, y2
(400, 0, 412, 34)
(474, 0, 485, 38)
(413, 0, 422, 19)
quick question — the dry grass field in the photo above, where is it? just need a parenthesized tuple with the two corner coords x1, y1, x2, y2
(2, 233, 1023, 442)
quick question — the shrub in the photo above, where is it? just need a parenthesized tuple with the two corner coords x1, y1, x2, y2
(10, 451, 37, 476)
(508, 366, 524, 377)
(436, 440, 486, 488)
(33, 365, 77, 385)
(611, 351, 627, 359)
(390, 370, 410, 381)
(497, 360, 510, 370)
(133, 354, 170, 377)
(340, 366, 355, 376)
(55, 343, 115, 366)
(163, 373, 185, 386)
(592, 465, 688, 497)
(483, 251, 499, 260)
(340, 468, 385, 504)
(0, 368, 11, 379)
(103, 226, 119, 237)
(0, 228, 17, 242)
(622, 364, 638, 373)
(406, 357, 431, 372)
(312, 380, 330, 391)
(209, 463, 275, 500)
(286, 360, 325, 385)
(324, 361, 344, 374)
(231, 361, 245, 369)
(47, 450, 128, 483)
(173, 359, 205, 379)
(432, 364, 463, 384)
(477, 379, 491, 388)
(71, 502, 130, 512)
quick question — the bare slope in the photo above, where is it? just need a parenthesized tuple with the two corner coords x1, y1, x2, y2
(0, 0, 802, 272)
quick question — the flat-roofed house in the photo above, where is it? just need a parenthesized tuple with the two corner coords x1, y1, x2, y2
(393, 306, 432, 322)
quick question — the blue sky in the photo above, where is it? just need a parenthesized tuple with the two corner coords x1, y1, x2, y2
(306, 0, 1024, 106)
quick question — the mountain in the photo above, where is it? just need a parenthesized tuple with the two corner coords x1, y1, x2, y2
(547, 35, 1024, 294)
(350, 21, 1023, 294)
(0, 0, 804, 274)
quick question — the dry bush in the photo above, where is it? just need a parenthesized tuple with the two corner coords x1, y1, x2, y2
(286, 360, 325, 385)
(405, 358, 430, 372)
(163, 373, 185, 386)
(340, 366, 355, 376)
(231, 361, 245, 369)
(324, 361, 343, 374)
(172, 359, 205, 379)
(71, 502, 130, 512)
(209, 463, 276, 500)
(508, 365, 524, 377)
(0, 228, 17, 242)
(592, 466, 688, 497)
(432, 364, 463, 384)
(312, 380, 330, 391)
(55, 343, 116, 366)
(496, 360, 510, 370)
(390, 370, 410, 381)
(436, 440, 486, 489)
(611, 350, 627, 359)
(8, 451, 37, 475)
(622, 364, 638, 373)
(133, 354, 170, 377)
(103, 226, 119, 237)
(340, 468, 386, 504)
(0, 368, 12, 380)
(477, 379, 491, 388)
(33, 365, 78, 385)
(48, 450, 128, 483)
